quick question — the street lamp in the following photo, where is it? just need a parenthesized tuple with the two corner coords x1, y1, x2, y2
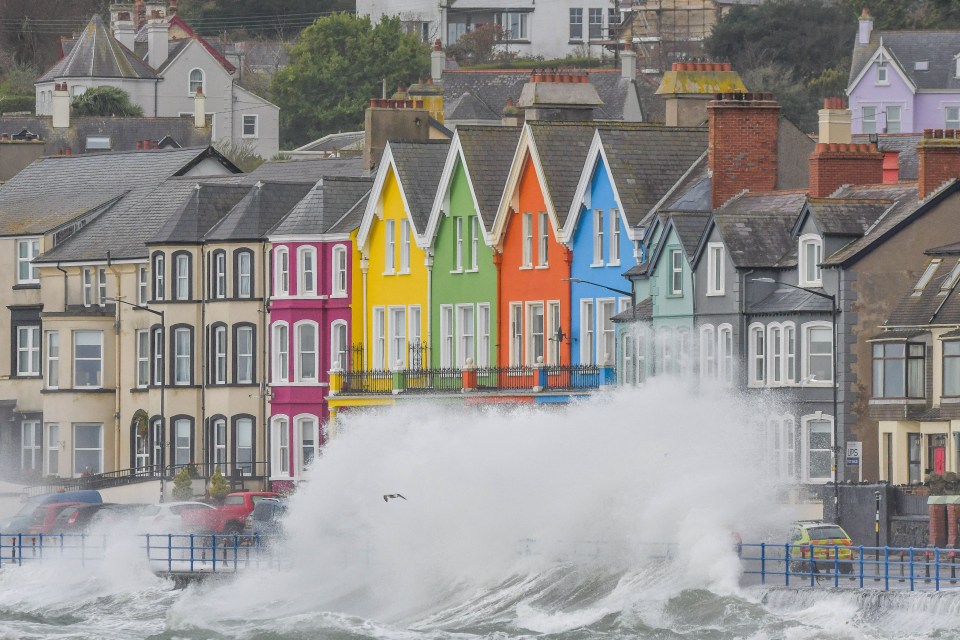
(104, 296, 166, 503)
(752, 277, 840, 524)
(564, 277, 636, 315)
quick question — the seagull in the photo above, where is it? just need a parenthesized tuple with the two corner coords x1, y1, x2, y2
(383, 494, 407, 502)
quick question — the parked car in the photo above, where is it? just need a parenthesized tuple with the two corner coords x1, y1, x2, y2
(789, 520, 855, 574)
(137, 501, 217, 533)
(28, 502, 86, 535)
(53, 503, 146, 533)
(191, 492, 279, 534)
(244, 497, 287, 540)
(1, 490, 102, 533)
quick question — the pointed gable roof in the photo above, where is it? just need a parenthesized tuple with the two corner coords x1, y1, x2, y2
(205, 181, 315, 242)
(38, 15, 159, 82)
(850, 30, 960, 91)
(149, 182, 250, 244)
(388, 140, 450, 233)
(269, 176, 373, 237)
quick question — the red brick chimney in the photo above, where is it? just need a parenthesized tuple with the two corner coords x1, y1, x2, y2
(918, 129, 960, 199)
(809, 97, 883, 197)
(707, 92, 779, 209)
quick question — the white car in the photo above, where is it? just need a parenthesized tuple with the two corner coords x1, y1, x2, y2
(136, 501, 216, 533)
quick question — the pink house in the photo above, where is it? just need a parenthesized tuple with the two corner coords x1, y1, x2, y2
(266, 177, 372, 490)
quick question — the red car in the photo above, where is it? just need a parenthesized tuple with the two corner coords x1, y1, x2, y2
(183, 492, 278, 534)
(28, 502, 85, 535)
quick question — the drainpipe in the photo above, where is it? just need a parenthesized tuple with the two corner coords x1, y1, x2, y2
(425, 250, 433, 359)
(56, 262, 67, 309)
(261, 240, 270, 482)
(494, 251, 503, 365)
(361, 255, 369, 368)
(108, 251, 122, 473)
(199, 244, 207, 473)
(740, 269, 753, 387)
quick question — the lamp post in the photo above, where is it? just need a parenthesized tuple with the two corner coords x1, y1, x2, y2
(105, 296, 166, 502)
(752, 277, 840, 524)
(564, 277, 636, 314)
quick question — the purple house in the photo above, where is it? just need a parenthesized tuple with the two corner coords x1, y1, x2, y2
(266, 177, 371, 491)
(848, 9, 960, 134)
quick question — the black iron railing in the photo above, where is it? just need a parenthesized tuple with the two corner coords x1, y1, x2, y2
(545, 364, 602, 390)
(403, 367, 462, 393)
(340, 369, 393, 394)
(475, 366, 537, 390)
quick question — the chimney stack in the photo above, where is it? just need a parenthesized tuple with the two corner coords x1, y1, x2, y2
(708, 92, 780, 209)
(52, 83, 70, 129)
(809, 98, 882, 197)
(193, 87, 206, 128)
(146, 6, 169, 69)
(858, 8, 873, 45)
(431, 39, 446, 84)
(918, 129, 960, 199)
(620, 43, 637, 80)
(657, 62, 747, 127)
(168, 0, 177, 16)
(517, 69, 602, 121)
(363, 97, 431, 171)
(110, 3, 136, 50)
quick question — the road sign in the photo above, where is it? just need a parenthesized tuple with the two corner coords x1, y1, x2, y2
(846, 441, 862, 466)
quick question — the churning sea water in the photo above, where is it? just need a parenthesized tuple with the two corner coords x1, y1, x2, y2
(3, 379, 960, 640)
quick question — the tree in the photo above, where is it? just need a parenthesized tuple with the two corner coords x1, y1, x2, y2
(172, 467, 194, 501)
(180, 0, 353, 39)
(214, 137, 265, 172)
(208, 467, 230, 502)
(447, 23, 507, 66)
(71, 86, 144, 116)
(271, 13, 429, 148)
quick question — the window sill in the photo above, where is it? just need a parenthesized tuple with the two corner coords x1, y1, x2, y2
(535, 265, 549, 270)
(607, 261, 621, 268)
(706, 291, 725, 297)
(241, 135, 260, 139)
(13, 283, 40, 290)
(519, 265, 533, 271)
(330, 293, 348, 299)
(869, 397, 927, 405)
(42, 387, 115, 394)
(397, 270, 411, 275)
(465, 268, 479, 273)
(589, 262, 604, 268)
(798, 281, 823, 289)
(382, 271, 396, 277)
(450, 269, 464, 274)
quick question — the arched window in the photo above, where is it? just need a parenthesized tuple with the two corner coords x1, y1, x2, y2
(234, 249, 253, 298)
(234, 323, 255, 385)
(331, 245, 348, 297)
(152, 252, 165, 301)
(297, 245, 317, 295)
(189, 68, 205, 95)
(274, 247, 289, 296)
(173, 250, 191, 300)
(294, 414, 318, 475)
(748, 322, 766, 387)
(210, 415, 227, 475)
(270, 415, 290, 477)
(233, 415, 255, 476)
(171, 415, 193, 471)
(211, 249, 227, 299)
(294, 321, 318, 382)
(699, 324, 716, 380)
(799, 234, 823, 287)
(801, 321, 833, 385)
(210, 323, 228, 385)
(330, 320, 348, 371)
(271, 322, 289, 384)
(717, 324, 733, 383)
(801, 413, 834, 483)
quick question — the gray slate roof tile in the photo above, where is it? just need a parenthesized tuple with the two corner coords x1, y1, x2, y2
(38, 15, 158, 82)
(612, 297, 652, 322)
(669, 211, 711, 258)
(389, 140, 450, 233)
(0, 115, 211, 155)
(748, 287, 834, 314)
(527, 122, 596, 227)
(806, 198, 893, 236)
(270, 176, 373, 236)
(884, 252, 960, 327)
(850, 30, 960, 91)
(822, 183, 924, 266)
(455, 126, 522, 228)
(243, 157, 368, 183)
(713, 191, 808, 268)
(205, 181, 316, 242)
(149, 183, 251, 244)
(852, 133, 921, 181)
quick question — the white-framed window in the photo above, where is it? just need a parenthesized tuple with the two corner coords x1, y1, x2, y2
(274, 247, 290, 296)
(272, 322, 289, 383)
(17, 326, 40, 377)
(699, 324, 716, 380)
(670, 249, 683, 295)
(295, 414, 318, 474)
(236, 326, 254, 384)
(876, 64, 888, 85)
(373, 307, 386, 369)
(400, 219, 411, 273)
(947, 106, 960, 130)
(235, 417, 254, 475)
(153, 327, 163, 385)
(135, 329, 149, 388)
(801, 414, 834, 483)
(718, 323, 733, 383)
(175, 253, 190, 300)
(537, 212, 549, 267)
(237, 250, 252, 298)
(73, 330, 102, 388)
(212, 251, 226, 299)
(748, 322, 766, 387)
(173, 418, 191, 468)
(153, 253, 165, 301)
(599, 299, 615, 366)
(298, 246, 317, 295)
(547, 301, 560, 365)
(188, 68, 205, 95)
(408, 306, 422, 361)
(569, 7, 583, 39)
(770, 414, 798, 481)
(799, 234, 823, 287)
(707, 243, 725, 296)
(784, 323, 796, 384)
(592, 209, 604, 265)
(271, 415, 290, 477)
(173, 327, 192, 385)
(581, 299, 595, 364)
(588, 7, 603, 39)
(802, 321, 833, 385)
(873, 341, 925, 398)
(95, 267, 106, 307)
(47, 423, 59, 476)
(213, 325, 227, 384)
(885, 105, 901, 133)
(454, 217, 464, 272)
(73, 423, 103, 476)
(332, 245, 348, 297)
(456, 305, 475, 367)
(71, 85, 86, 98)
(295, 321, 318, 381)
(526, 302, 545, 366)
(212, 417, 227, 475)
(610, 210, 621, 265)
(496, 11, 528, 39)
(330, 320, 348, 371)
(46, 331, 59, 388)
(82, 267, 94, 307)
(16, 238, 40, 284)
(510, 302, 523, 366)
(769, 324, 783, 386)
(522, 213, 533, 267)
(477, 304, 491, 367)
(439, 305, 453, 368)
(384, 220, 396, 274)
(21, 420, 41, 472)
(242, 114, 258, 138)
(388, 307, 407, 370)
(138, 265, 148, 306)
(862, 106, 877, 135)
(470, 217, 480, 271)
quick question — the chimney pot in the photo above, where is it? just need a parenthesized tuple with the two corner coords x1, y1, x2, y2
(433, 39, 442, 51)
(136, 140, 143, 150)
(153, 140, 159, 150)
(936, 129, 945, 139)
(65, 147, 71, 155)
(925, 129, 934, 138)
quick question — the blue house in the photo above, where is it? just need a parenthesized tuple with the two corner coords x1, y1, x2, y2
(562, 126, 707, 370)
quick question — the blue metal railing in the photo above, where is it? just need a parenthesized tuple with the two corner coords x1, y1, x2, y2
(741, 543, 960, 591)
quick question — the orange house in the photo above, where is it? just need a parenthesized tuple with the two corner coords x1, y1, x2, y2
(492, 123, 596, 368)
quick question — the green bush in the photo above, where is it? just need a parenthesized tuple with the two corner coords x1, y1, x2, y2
(172, 467, 194, 501)
(208, 467, 230, 502)
(0, 95, 35, 114)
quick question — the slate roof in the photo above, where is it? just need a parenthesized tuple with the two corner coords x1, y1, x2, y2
(327, 192, 370, 235)
(612, 297, 653, 322)
(659, 155, 711, 214)
(447, 92, 498, 121)
(669, 211, 711, 258)
(884, 256, 960, 326)
(805, 198, 893, 236)
(597, 126, 708, 226)
(748, 287, 834, 315)
(38, 16, 158, 82)
(269, 176, 373, 236)
(852, 133, 921, 181)
(442, 69, 639, 122)
(243, 157, 368, 183)
(711, 191, 809, 268)
(527, 122, 596, 226)
(133, 16, 237, 73)
(205, 181, 315, 242)
(292, 131, 364, 154)
(388, 140, 450, 233)
(821, 183, 926, 267)
(0, 147, 224, 238)
(149, 183, 251, 244)
(0, 115, 211, 155)
(455, 126, 521, 228)
(850, 30, 960, 91)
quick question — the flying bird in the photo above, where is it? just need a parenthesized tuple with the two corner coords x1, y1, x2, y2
(383, 493, 407, 502)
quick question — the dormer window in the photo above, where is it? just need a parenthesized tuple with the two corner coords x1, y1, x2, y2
(877, 63, 888, 85)
(798, 234, 823, 287)
(912, 259, 941, 296)
(939, 259, 960, 296)
(914, 61, 929, 71)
